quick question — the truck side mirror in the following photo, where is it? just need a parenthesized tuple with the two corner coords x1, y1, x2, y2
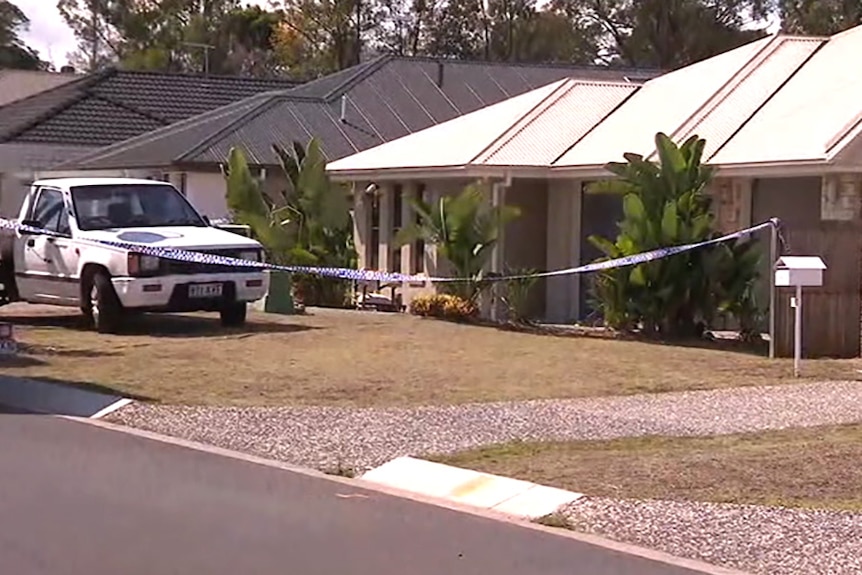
(18, 219, 42, 234)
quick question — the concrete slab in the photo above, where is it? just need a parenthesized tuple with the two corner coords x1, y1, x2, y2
(492, 484, 585, 519)
(361, 456, 583, 521)
(0, 375, 132, 418)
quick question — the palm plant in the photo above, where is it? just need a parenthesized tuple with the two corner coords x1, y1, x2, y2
(395, 182, 520, 302)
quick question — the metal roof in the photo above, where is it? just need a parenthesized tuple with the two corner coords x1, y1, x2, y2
(59, 55, 660, 171)
(330, 25, 862, 179)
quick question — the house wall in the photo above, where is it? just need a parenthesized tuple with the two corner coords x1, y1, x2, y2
(502, 178, 549, 317)
(545, 179, 583, 323)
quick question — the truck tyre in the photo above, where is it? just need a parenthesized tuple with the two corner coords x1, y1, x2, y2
(82, 270, 124, 334)
(220, 301, 247, 327)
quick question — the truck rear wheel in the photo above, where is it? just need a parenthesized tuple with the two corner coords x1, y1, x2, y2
(82, 270, 124, 334)
(220, 301, 247, 327)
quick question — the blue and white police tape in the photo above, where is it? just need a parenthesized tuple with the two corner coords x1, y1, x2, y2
(0, 215, 780, 284)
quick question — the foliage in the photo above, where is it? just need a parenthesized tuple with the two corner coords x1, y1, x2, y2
(395, 182, 520, 303)
(778, 0, 862, 35)
(408, 293, 478, 321)
(223, 138, 355, 308)
(58, 0, 285, 75)
(587, 132, 762, 340)
(499, 268, 539, 324)
(0, 1, 48, 70)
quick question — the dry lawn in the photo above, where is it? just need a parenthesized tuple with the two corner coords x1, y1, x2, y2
(434, 425, 862, 511)
(1, 304, 860, 407)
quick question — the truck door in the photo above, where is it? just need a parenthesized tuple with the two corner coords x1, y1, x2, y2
(14, 187, 79, 305)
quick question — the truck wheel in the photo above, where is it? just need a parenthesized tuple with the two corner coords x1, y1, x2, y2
(220, 302, 247, 327)
(83, 271, 124, 334)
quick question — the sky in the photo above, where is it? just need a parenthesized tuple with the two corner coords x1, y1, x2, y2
(16, 0, 780, 71)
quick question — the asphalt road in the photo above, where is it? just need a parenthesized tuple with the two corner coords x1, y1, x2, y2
(0, 407, 722, 575)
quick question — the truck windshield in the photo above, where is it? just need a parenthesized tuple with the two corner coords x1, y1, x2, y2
(70, 183, 207, 231)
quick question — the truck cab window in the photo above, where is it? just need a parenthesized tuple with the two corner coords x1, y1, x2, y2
(70, 183, 206, 231)
(30, 188, 67, 234)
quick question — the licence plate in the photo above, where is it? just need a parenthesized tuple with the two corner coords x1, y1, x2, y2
(188, 283, 223, 298)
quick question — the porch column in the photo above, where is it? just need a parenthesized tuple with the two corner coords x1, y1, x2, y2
(377, 184, 394, 272)
(352, 182, 371, 269)
(400, 183, 415, 275)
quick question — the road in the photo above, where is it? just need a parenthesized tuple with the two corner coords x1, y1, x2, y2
(0, 406, 725, 575)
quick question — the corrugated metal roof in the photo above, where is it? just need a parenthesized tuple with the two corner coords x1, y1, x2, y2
(663, 37, 821, 160)
(477, 81, 638, 166)
(553, 36, 772, 168)
(711, 26, 862, 165)
(327, 80, 567, 172)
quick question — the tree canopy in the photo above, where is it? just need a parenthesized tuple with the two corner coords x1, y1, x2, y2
(0, 1, 49, 70)
(55, 0, 862, 77)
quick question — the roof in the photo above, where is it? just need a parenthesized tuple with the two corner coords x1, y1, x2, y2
(60, 55, 659, 170)
(0, 68, 299, 148)
(328, 27, 862, 179)
(0, 69, 81, 107)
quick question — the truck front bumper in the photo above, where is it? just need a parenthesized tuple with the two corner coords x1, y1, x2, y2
(111, 271, 270, 312)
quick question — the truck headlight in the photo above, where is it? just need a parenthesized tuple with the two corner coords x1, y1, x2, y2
(238, 250, 260, 262)
(127, 253, 161, 275)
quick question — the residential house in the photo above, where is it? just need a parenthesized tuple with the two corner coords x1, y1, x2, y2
(327, 26, 862, 358)
(0, 68, 299, 215)
(53, 55, 658, 219)
(0, 68, 81, 107)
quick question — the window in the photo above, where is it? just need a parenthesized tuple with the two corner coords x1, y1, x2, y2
(391, 184, 403, 273)
(30, 188, 69, 235)
(412, 183, 426, 274)
(70, 182, 206, 231)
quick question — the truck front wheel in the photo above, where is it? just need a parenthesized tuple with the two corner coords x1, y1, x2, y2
(220, 302, 247, 327)
(82, 270, 124, 334)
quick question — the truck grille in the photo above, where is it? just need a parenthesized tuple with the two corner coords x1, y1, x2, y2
(160, 248, 261, 275)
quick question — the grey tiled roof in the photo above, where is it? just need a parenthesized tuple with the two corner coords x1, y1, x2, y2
(65, 55, 659, 170)
(0, 68, 299, 147)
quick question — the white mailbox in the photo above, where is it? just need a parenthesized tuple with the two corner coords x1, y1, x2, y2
(774, 256, 826, 287)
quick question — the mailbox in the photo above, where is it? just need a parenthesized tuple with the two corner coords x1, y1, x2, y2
(774, 256, 826, 287)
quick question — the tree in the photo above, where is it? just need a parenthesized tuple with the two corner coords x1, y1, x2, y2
(223, 139, 355, 307)
(58, 0, 286, 75)
(550, 0, 771, 69)
(587, 132, 762, 339)
(0, 1, 49, 70)
(273, 0, 379, 77)
(396, 182, 521, 302)
(778, 0, 862, 35)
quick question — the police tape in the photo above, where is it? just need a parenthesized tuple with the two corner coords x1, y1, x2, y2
(0, 216, 780, 284)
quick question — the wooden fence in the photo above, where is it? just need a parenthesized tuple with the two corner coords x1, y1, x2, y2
(773, 222, 862, 358)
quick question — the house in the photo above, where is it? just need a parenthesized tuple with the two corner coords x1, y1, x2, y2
(50, 55, 658, 219)
(0, 68, 299, 215)
(0, 69, 81, 107)
(327, 26, 862, 358)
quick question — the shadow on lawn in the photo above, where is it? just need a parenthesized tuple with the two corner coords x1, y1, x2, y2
(476, 319, 770, 357)
(4, 312, 319, 339)
(27, 376, 158, 403)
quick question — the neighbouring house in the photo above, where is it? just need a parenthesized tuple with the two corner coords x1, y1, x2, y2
(49, 55, 658, 219)
(0, 68, 300, 215)
(327, 26, 862, 359)
(0, 68, 81, 107)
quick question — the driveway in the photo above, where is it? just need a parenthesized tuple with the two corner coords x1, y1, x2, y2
(0, 406, 729, 575)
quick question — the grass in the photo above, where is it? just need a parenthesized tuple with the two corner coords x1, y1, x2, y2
(1, 303, 860, 407)
(433, 425, 862, 512)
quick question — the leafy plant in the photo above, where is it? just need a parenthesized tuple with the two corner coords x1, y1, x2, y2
(587, 132, 761, 340)
(408, 293, 478, 321)
(500, 268, 539, 324)
(223, 138, 356, 308)
(395, 182, 521, 303)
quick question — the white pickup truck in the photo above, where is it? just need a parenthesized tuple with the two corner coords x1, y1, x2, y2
(0, 177, 269, 333)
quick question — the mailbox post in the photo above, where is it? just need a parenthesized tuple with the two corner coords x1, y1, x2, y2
(774, 256, 826, 376)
